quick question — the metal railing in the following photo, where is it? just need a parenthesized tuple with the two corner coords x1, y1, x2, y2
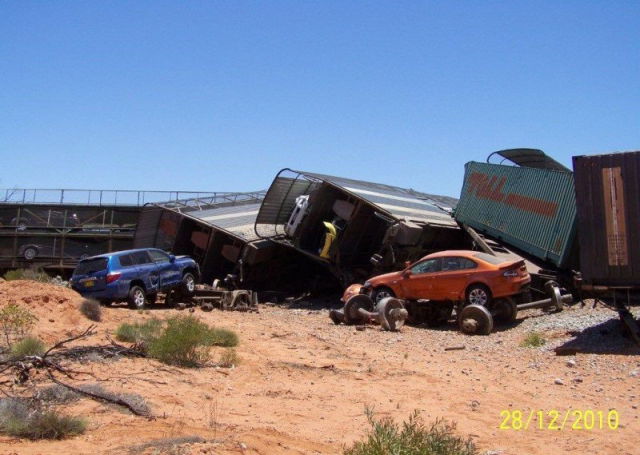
(0, 188, 252, 207)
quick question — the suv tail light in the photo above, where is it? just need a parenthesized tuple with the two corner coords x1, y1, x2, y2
(106, 272, 122, 284)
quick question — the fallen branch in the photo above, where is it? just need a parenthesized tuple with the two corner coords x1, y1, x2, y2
(48, 373, 152, 419)
(42, 325, 97, 359)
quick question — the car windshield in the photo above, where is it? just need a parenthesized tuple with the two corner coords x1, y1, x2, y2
(74, 258, 108, 275)
(473, 252, 504, 265)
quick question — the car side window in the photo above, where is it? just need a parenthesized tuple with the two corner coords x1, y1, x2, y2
(460, 258, 478, 269)
(119, 254, 133, 267)
(148, 250, 171, 263)
(411, 258, 441, 274)
(132, 251, 151, 265)
(441, 257, 478, 271)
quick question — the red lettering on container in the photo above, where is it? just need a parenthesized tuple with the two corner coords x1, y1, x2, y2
(467, 172, 558, 218)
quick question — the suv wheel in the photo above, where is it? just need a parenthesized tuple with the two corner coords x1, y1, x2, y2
(181, 272, 196, 297)
(128, 285, 147, 310)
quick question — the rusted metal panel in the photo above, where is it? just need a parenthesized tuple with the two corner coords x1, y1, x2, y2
(573, 151, 640, 286)
(454, 161, 577, 269)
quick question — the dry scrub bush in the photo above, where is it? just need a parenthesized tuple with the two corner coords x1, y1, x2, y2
(0, 397, 85, 440)
(344, 410, 478, 455)
(3, 268, 51, 283)
(9, 336, 45, 359)
(79, 299, 102, 322)
(115, 319, 163, 344)
(0, 304, 38, 349)
(217, 348, 239, 368)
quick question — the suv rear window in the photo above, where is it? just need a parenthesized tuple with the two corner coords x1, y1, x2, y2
(74, 258, 108, 275)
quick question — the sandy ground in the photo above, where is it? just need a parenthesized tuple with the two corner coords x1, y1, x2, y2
(0, 280, 638, 454)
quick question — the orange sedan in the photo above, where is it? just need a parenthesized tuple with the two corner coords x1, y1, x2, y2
(363, 250, 530, 307)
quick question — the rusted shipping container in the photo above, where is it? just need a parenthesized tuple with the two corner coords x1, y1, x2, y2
(573, 151, 640, 287)
(454, 161, 577, 269)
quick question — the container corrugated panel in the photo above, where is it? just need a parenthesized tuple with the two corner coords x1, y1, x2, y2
(454, 161, 577, 268)
(573, 151, 640, 286)
(133, 205, 163, 248)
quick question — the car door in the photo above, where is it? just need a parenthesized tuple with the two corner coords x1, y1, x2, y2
(131, 251, 160, 293)
(148, 250, 181, 289)
(431, 257, 478, 300)
(399, 258, 442, 299)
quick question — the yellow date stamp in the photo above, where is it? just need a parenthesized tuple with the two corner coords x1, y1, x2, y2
(499, 409, 620, 431)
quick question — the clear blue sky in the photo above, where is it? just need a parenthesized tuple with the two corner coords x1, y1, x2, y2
(1, 1, 638, 198)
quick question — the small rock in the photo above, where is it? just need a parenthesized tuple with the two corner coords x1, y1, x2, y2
(630, 370, 639, 377)
(572, 377, 583, 383)
(566, 359, 576, 368)
(554, 378, 564, 385)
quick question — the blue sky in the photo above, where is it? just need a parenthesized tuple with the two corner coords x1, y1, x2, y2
(1, 1, 638, 198)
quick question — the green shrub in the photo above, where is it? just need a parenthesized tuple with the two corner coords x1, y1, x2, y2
(148, 316, 238, 367)
(116, 316, 239, 368)
(79, 299, 102, 322)
(218, 348, 239, 368)
(205, 328, 239, 348)
(115, 319, 162, 344)
(344, 410, 478, 455)
(10, 336, 45, 359)
(0, 304, 38, 348)
(520, 331, 546, 348)
(3, 268, 51, 283)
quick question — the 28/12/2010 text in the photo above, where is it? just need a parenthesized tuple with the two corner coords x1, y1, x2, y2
(499, 410, 620, 431)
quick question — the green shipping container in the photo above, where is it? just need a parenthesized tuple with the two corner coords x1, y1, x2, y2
(454, 161, 577, 269)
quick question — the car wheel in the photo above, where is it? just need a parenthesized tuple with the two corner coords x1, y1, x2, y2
(465, 284, 491, 307)
(458, 304, 494, 335)
(23, 246, 38, 261)
(492, 297, 518, 324)
(372, 286, 395, 304)
(128, 285, 147, 310)
(181, 272, 196, 297)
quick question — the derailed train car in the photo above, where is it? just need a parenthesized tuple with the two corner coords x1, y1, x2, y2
(455, 148, 640, 342)
(254, 168, 470, 284)
(133, 192, 338, 294)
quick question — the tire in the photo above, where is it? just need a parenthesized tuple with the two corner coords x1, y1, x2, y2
(23, 247, 38, 261)
(492, 297, 518, 324)
(465, 284, 492, 307)
(372, 286, 395, 304)
(128, 285, 147, 310)
(458, 304, 494, 335)
(181, 272, 196, 297)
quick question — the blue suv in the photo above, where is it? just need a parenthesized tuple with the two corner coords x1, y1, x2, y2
(71, 248, 200, 309)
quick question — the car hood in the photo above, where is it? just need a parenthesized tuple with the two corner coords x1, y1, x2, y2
(367, 270, 403, 285)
